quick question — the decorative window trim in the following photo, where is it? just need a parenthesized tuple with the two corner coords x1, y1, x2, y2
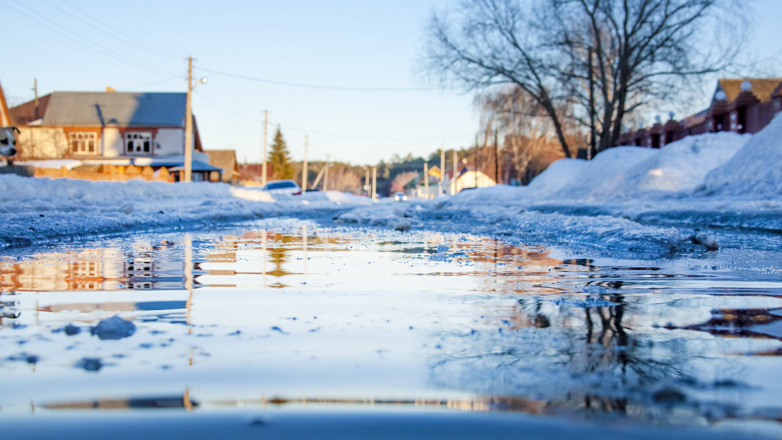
(125, 132, 153, 155)
(69, 132, 98, 155)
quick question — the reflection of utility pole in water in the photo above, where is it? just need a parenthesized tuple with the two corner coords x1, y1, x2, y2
(302, 224, 308, 276)
(262, 230, 268, 288)
(183, 388, 193, 412)
(185, 233, 193, 327)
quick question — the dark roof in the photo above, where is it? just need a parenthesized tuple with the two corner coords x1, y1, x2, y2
(10, 93, 52, 125)
(41, 92, 186, 127)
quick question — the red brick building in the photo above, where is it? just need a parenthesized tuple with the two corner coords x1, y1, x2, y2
(618, 78, 782, 148)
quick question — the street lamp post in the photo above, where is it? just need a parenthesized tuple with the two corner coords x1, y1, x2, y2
(184, 56, 207, 182)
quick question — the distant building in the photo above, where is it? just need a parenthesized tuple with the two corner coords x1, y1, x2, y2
(9, 91, 221, 181)
(442, 167, 497, 194)
(204, 149, 240, 183)
(618, 78, 782, 148)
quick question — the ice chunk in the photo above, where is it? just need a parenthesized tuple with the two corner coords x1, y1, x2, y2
(76, 357, 102, 372)
(90, 315, 136, 340)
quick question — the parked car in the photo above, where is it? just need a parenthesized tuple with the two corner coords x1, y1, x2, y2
(262, 180, 302, 195)
(394, 192, 408, 202)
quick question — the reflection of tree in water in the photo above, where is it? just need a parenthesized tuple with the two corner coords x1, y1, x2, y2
(267, 234, 299, 283)
(431, 287, 714, 420)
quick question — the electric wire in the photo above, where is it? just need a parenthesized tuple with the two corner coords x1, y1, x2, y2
(194, 65, 442, 93)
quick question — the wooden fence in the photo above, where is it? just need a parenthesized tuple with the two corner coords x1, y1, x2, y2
(0, 164, 173, 182)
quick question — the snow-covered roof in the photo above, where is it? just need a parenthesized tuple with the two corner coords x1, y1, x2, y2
(42, 92, 186, 127)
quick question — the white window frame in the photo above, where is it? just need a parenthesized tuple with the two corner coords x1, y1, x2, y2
(125, 132, 153, 155)
(69, 132, 98, 155)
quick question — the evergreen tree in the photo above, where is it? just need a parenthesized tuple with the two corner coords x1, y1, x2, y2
(268, 127, 294, 180)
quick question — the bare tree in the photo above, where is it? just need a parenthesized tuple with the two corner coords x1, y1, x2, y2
(426, 0, 574, 158)
(327, 164, 362, 193)
(547, 0, 747, 153)
(425, 0, 747, 156)
(479, 86, 583, 183)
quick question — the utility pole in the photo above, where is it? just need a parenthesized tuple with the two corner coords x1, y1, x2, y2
(371, 167, 377, 200)
(302, 135, 308, 191)
(323, 155, 329, 191)
(364, 167, 370, 196)
(32, 78, 39, 120)
(494, 128, 499, 184)
(184, 56, 193, 182)
(440, 143, 445, 195)
(424, 162, 429, 199)
(474, 135, 480, 189)
(262, 110, 268, 186)
(481, 123, 490, 188)
(452, 150, 457, 195)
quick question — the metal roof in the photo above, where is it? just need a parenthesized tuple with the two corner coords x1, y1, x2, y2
(168, 160, 223, 172)
(42, 92, 186, 127)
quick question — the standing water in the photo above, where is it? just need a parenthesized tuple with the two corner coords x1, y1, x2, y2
(1, 219, 781, 439)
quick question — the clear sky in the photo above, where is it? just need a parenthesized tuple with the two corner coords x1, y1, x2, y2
(2, 0, 779, 165)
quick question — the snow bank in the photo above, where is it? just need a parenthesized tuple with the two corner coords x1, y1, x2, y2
(701, 114, 782, 199)
(527, 158, 588, 196)
(551, 147, 658, 200)
(451, 185, 529, 205)
(592, 132, 748, 199)
(0, 175, 367, 249)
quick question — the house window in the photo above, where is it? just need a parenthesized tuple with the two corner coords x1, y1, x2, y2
(69, 132, 97, 155)
(125, 132, 153, 155)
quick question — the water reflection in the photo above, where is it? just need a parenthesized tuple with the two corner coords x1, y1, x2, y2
(0, 223, 781, 429)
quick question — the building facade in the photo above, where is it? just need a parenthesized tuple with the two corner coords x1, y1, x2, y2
(618, 78, 782, 148)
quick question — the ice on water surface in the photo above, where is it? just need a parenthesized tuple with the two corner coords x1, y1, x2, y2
(0, 219, 781, 434)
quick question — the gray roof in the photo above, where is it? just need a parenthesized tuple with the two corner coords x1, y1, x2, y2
(42, 92, 186, 127)
(168, 160, 223, 172)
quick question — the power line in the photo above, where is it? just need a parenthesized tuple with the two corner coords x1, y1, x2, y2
(121, 75, 184, 91)
(1, 0, 173, 78)
(268, 118, 473, 142)
(57, 0, 181, 59)
(194, 65, 442, 93)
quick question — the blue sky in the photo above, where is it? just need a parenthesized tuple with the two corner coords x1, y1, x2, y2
(1, 0, 779, 165)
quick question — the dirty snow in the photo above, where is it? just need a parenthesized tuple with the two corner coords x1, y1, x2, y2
(0, 175, 370, 249)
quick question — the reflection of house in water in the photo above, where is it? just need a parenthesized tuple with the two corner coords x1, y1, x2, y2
(0, 249, 124, 292)
(0, 244, 196, 292)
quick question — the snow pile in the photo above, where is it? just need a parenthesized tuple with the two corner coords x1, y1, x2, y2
(592, 132, 748, 199)
(701, 114, 782, 199)
(551, 147, 658, 200)
(450, 184, 529, 205)
(527, 158, 588, 196)
(0, 175, 368, 248)
(302, 190, 372, 206)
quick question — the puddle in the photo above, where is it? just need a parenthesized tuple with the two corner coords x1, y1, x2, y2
(1, 219, 782, 430)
